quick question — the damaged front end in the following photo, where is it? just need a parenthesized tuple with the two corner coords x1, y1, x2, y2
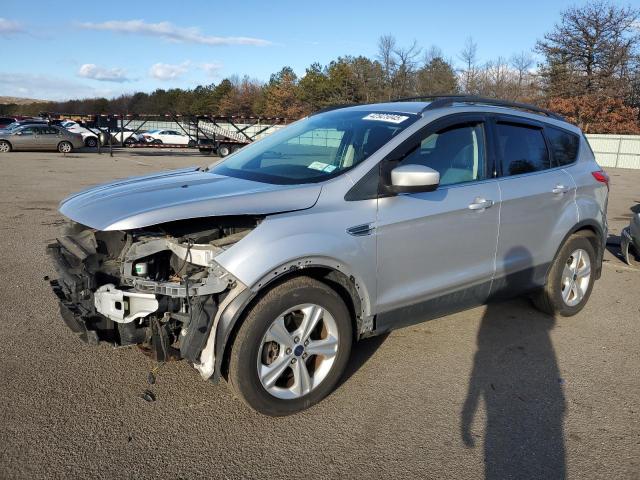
(47, 216, 256, 373)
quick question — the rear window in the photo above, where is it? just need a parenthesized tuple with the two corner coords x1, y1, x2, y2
(546, 127, 580, 166)
(496, 123, 550, 176)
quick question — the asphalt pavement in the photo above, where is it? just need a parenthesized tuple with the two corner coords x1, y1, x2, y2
(0, 149, 638, 479)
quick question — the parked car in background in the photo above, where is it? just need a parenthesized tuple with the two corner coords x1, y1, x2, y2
(59, 120, 99, 148)
(142, 129, 195, 145)
(621, 205, 639, 266)
(0, 117, 20, 129)
(47, 96, 609, 415)
(1, 118, 48, 131)
(110, 127, 142, 146)
(0, 124, 83, 152)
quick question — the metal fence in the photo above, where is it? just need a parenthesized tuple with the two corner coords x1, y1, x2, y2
(586, 134, 640, 170)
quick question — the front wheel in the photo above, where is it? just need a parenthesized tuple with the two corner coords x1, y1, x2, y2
(532, 235, 596, 316)
(228, 276, 353, 416)
(0, 140, 11, 153)
(58, 141, 72, 153)
(85, 137, 98, 148)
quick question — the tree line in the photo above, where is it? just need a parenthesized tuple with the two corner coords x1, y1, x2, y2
(4, 1, 640, 133)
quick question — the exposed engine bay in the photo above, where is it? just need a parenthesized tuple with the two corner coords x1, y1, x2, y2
(47, 216, 258, 371)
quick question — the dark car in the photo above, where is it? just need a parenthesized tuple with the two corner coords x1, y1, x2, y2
(621, 205, 639, 265)
(0, 116, 19, 129)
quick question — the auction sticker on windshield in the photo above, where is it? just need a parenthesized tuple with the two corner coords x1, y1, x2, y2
(362, 113, 410, 124)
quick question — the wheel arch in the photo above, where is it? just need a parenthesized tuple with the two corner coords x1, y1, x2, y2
(213, 261, 367, 381)
(0, 139, 13, 151)
(551, 219, 605, 281)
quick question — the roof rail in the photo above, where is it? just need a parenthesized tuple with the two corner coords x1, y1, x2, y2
(392, 95, 565, 121)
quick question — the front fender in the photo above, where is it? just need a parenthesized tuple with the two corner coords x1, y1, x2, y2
(215, 217, 377, 317)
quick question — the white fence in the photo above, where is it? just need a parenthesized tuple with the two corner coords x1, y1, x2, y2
(586, 134, 640, 170)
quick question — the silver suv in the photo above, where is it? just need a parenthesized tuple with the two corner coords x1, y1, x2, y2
(48, 96, 609, 415)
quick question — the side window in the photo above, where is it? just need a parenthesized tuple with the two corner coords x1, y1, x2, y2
(400, 123, 485, 186)
(546, 127, 579, 166)
(21, 127, 35, 135)
(496, 123, 550, 176)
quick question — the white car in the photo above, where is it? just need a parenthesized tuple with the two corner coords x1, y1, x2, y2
(110, 128, 142, 145)
(60, 120, 99, 148)
(142, 129, 194, 145)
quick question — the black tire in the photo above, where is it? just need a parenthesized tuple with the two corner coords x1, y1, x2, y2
(188, 139, 196, 147)
(228, 276, 353, 416)
(217, 144, 231, 157)
(628, 244, 640, 267)
(58, 141, 73, 153)
(0, 140, 12, 153)
(84, 137, 98, 148)
(152, 139, 163, 145)
(532, 234, 597, 316)
(124, 138, 136, 147)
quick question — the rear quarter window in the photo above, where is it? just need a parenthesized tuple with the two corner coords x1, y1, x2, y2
(546, 127, 580, 166)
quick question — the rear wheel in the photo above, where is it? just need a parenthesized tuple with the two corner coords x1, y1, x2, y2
(124, 138, 136, 147)
(229, 276, 353, 416)
(217, 144, 231, 157)
(152, 139, 163, 145)
(58, 141, 72, 153)
(0, 140, 11, 153)
(84, 137, 98, 148)
(532, 235, 596, 316)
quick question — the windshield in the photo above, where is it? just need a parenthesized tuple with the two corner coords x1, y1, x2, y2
(210, 109, 418, 184)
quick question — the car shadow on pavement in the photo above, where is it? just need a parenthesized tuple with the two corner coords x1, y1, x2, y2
(338, 333, 389, 386)
(461, 247, 566, 480)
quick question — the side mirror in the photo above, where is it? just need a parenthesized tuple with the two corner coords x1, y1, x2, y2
(389, 164, 440, 193)
(14, 131, 22, 136)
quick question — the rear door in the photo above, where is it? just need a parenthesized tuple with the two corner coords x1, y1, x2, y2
(376, 114, 501, 329)
(490, 116, 578, 294)
(38, 126, 62, 149)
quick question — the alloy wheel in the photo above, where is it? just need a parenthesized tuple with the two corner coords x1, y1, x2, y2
(561, 248, 591, 306)
(257, 303, 339, 400)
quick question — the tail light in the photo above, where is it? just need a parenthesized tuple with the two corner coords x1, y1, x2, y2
(592, 170, 609, 190)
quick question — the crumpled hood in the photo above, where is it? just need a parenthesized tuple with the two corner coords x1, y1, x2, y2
(59, 167, 322, 231)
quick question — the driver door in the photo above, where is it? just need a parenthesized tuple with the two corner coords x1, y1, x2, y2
(375, 114, 500, 330)
(12, 126, 40, 150)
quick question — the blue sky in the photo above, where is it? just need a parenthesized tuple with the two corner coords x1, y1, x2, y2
(0, 0, 626, 101)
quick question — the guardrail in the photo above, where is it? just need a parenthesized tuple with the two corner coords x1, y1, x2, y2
(586, 134, 640, 170)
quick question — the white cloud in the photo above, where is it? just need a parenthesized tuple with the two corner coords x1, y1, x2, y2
(0, 72, 118, 101)
(0, 18, 24, 36)
(78, 20, 271, 46)
(78, 64, 130, 82)
(149, 61, 191, 80)
(201, 62, 223, 77)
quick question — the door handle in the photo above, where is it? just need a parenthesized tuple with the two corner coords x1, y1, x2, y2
(552, 184, 570, 194)
(468, 198, 494, 210)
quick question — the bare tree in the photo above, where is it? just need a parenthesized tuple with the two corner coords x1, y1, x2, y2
(510, 51, 534, 89)
(459, 37, 479, 94)
(536, 1, 640, 97)
(393, 40, 422, 97)
(377, 35, 397, 99)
